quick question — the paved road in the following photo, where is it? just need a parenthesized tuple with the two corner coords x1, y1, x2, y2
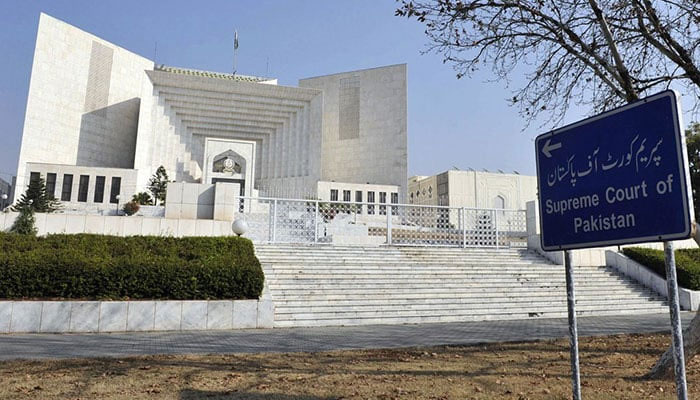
(0, 312, 694, 360)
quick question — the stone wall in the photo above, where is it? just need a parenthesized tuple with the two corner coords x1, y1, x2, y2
(0, 212, 235, 237)
(0, 299, 273, 333)
(605, 251, 700, 310)
(164, 182, 239, 221)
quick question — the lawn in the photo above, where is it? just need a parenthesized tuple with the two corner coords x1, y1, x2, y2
(0, 333, 697, 399)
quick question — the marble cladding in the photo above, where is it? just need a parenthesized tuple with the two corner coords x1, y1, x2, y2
(300, 64, 408, 201)
(165, 182, 239, 222)
(0, 300, 271, 333)
(1, 212, 234, 237)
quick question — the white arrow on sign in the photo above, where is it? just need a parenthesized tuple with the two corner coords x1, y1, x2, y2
(541, 139, 562, 158)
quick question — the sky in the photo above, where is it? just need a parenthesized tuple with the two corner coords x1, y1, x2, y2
(0, 0, 695, 184)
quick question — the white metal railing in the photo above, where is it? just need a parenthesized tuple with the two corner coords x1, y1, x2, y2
(236, 196, 527, 248)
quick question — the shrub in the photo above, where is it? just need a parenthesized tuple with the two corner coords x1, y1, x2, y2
(9, 207, 37, 235)
(132, 192, 154, 205)
(0, 233, 264, 300)
(148, 166, 169, 205)
(122, 201, 140, 216)
(622, 247, 700, 291)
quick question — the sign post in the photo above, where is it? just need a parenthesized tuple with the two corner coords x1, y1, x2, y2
(564, 250, 581, 400)
(535, 90, 693, 400)
(664, 241, 688, 399)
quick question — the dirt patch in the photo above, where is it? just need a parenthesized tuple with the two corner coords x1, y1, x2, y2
(0, 333, 697, 399)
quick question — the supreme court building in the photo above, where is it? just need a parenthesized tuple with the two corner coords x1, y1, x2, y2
(15, 14, 407, 212)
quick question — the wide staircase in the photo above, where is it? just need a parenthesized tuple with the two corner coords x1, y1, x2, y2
(256, 245, 668, 328)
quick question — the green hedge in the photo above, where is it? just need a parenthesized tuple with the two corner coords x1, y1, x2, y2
(622, 247, 700, 291)
(0, 233, 264, 300)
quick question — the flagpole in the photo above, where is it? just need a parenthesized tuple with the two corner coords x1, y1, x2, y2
(233, 30, 238, 75)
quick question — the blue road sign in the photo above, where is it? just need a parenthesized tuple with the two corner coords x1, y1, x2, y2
(535, 90, 694, 251)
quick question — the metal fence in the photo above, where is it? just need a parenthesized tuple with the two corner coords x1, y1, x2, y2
(237, 197, 527, 248)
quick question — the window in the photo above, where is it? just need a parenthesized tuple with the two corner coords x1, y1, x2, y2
(391, 192, 399, 213)
(93, 176, 105, 203)
(367, 191, 375, 215)
(355, 191, 362, 202)
(78, 175, 90, 202)
(109, 177, 121, 204)
(354, 191, 363, 215)
(29, 172, 40, 184)
(379, 192, 387, 215)
(330, 189, 338, 202)
(343, 190, 351, 202)
(46, 173, 57, 197)
(61, 174, 73, 201)
(494, 195, 506, 209)
(494, 195, 506, 217)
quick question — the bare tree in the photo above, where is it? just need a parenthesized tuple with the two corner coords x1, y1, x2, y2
(396, 0, 700, 127)
(396, 0, 700, 379)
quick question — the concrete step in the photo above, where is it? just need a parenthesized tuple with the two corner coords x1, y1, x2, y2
(261, 259, 553, 264)
(274, 297, 666, 313)
(267, 280, 651, 290)
(268, 288, 659, 300)
(274, 304, 669, 322)
(257, 245, 665, 328)
(272, 308, 667, 327)
(273, 293, 664, 306)
(266, 276, 635, 283)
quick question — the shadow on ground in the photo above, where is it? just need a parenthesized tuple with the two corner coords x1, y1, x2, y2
(180, 390, 337, 400)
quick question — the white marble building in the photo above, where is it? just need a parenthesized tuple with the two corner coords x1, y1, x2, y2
(14, 14, 408, 212)
(408, 169, 537, 210)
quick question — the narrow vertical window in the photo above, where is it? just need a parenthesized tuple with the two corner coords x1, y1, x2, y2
(379, 191, 387, 215)
(330, 189, 338, 202)
(355, 191, 363, 215)
(45, 173, 57, 197)
(110, 177, 121, 204)
(367, 191, 375, 215)
(94, 176, 105, 203)
(61, 174, 73, 201)
(343, 190, 351, 202)
(391, 192, 399, 213)
(78, 175, 90, 202)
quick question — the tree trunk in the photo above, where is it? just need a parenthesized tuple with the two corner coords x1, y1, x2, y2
(646, 223, 700, 379)
(646, 310, 700, 379)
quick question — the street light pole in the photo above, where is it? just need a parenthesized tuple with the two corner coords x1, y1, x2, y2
(115, 195, 121, 216)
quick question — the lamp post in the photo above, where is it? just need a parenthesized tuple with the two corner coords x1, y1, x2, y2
(0, 193, 7, 210)
(115, 194, 120, 216)
(232, 218, 249, 237)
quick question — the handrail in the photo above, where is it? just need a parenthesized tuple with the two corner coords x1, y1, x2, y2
(236, 196, 525, 212)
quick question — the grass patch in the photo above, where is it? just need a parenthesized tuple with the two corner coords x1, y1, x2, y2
(0, 333, 697, 399)
(622, 247, 700, 290)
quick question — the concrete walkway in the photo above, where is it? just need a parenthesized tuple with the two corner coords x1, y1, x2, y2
(0, 312, 695, 360)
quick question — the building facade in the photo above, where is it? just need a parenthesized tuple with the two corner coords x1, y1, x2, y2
(14, 13, 408, 212)
(408, 169, 537, 210)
